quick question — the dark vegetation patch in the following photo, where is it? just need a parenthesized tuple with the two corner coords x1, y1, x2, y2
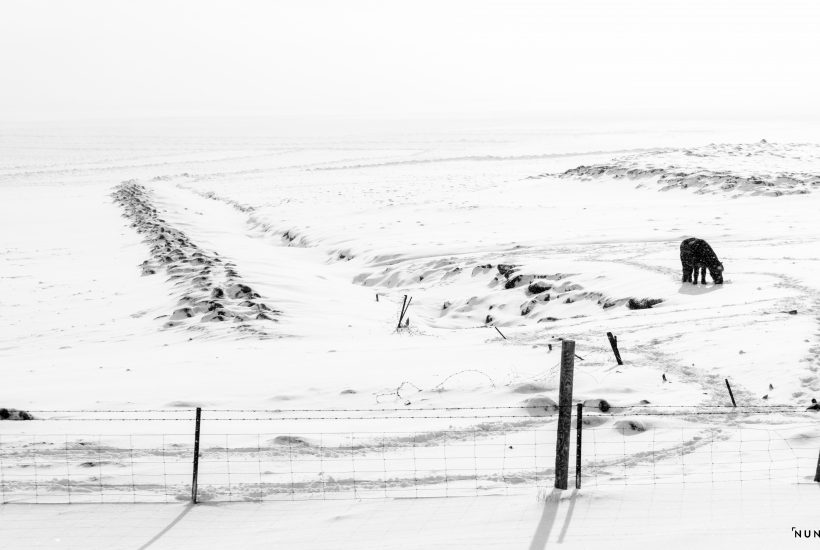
(0, 408, 34, 420)
(627, 298, 664, 310)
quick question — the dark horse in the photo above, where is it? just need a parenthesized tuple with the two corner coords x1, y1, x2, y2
(680, 238, 724, 284)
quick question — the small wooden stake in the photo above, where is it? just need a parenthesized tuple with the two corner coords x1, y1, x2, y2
(494, 326, 507, 340)
(191, 407, 202, 503)
(725, 379, 737, 407)
(575, 402, 583, 490)
(554, 340, 576, 490)
(606, 332, 623, 365)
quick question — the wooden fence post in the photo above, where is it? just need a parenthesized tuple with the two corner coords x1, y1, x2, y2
(397, 295, 412, 330)
(397, 295, 407, 329)
(191, 407, 202, 503)
(606, 332, 623, 365)
(554, 340, 575, 490)
(724, 379, 737, 407)
(575, 402, 583, 489)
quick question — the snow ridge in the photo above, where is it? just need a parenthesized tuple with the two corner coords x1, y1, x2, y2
(537, 141, 820, 196)
(112, 182, 280, 335)
(179, 183, 313, 248)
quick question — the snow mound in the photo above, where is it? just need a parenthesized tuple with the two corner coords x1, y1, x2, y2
(614, 419, 649, 435)
(520, 396, 558, 416)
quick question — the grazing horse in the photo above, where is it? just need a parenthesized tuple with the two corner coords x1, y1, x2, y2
(680, 238, 724, 284)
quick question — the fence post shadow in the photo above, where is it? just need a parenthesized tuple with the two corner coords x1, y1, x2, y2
(557, 489, 579, 543)
(137, 503, 195, 550)
(529, 488, 562, 550)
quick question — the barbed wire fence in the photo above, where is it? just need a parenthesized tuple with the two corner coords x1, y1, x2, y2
(1, 405, 819, 504)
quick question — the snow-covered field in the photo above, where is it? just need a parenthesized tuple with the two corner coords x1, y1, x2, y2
(2, 484, 820, 549)
(2, 118, 820, 547)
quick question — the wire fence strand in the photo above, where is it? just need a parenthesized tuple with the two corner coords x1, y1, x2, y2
(1, 407, 818, 503)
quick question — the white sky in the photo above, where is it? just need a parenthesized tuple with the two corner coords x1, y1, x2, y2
(1, 0, 819, 120)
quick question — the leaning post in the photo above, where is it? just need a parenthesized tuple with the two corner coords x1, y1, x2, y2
(724, 379, 737, 408)
(814, 449, 820, 483)
(554, 340, 576, 490)
(397, 295, 412, 330)
(191, 407, 202, 503)
(575, 402, 583, 489)
(606, 332, 623, 365)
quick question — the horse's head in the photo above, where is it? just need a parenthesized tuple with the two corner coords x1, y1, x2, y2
(709, 262, 724, 284)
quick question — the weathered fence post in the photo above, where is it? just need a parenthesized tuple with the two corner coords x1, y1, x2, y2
(724, 379, 737, 407)
(191, 407, 202, 504)
(575, 402, 583, 490)
(606, 332, 623, 365)
(555, 340, 575, 490)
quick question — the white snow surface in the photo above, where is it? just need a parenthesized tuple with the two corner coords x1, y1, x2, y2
(2, 484, 819, 549)
(1, 118, 820, 547)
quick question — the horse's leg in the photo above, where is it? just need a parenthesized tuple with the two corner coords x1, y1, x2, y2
(700, 266, 707, 284)
(682, 264, 691, 283)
